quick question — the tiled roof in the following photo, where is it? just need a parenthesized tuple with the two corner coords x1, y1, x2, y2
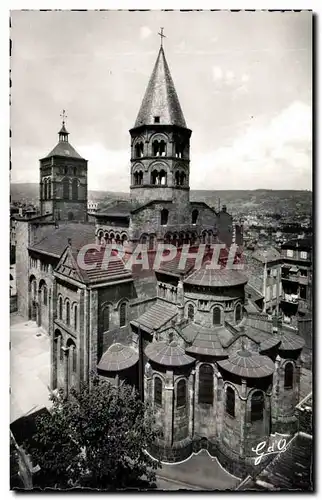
(145, 340, 195, 367)
(30, 224, 95, 258)
(158, 254, 197, 277)
(97, 343, 139, 372)
(96, 201, 135, 218)
(134, 47, 187, 128)
(254, 433, 313, 491)
(185, 326, 229, 357)
(281, 237, 312, 251)
(44, 141, 84, 160)
(279, 330, 305, 351)
(252, 247, 281, 263)
(74, 247, 132, 284)
(245, 283, 263, 302)
(218, 350, 275, 378)
(131, 301, 177, 332)
(184, 266, 248, 288)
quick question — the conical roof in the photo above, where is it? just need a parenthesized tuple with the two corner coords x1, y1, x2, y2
(134, 47, 187, 128)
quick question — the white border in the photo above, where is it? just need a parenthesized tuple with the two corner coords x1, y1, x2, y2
(3, 2, 319, 498)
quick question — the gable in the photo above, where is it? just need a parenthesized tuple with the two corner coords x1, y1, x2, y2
(55, 246, 84, 283)
(226, 334, 259, 355)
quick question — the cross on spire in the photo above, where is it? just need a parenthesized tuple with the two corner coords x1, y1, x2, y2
(60, 109, 67, 125)
(158, 27, 166, 48)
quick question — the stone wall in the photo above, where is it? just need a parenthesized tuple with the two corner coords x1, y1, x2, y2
(15, 220, 30, 318)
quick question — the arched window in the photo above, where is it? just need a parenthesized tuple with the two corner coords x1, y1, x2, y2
(159, 169, 167, 185)
(47, 179, 51, 200)
(188, 304, 194, 321)
(63, 178, 70, 200)
(177, 380, 187, 408)
(284, 363, 294, 389)
(58, 296, 63, 320)
(160, 209, 169, 226)
(103, 306, 110, 332)
(175, 171, 180, 186)
(74, 305, 78, 331)
(66, 301, 70, 326)
(68, 212, 74, 221)
(226, 387, 235, 417)
(72, 179, 78, 200)
(235, 303, 242, 323)
(151, 170, 158, 185)
(72, 345, 77, 372)
(149, 234, 155, 251)
(43, 286, 48, 306)
(120, 302, 126, 327)
(198, 364, 214, 404)
(192, 209, 198, 224)
(154, 377, 162, 406)
(122, 234, 128, 245)
(73, 167, 77, 176)
(251, 391, 264, 422)
(213, 307, 222, 326)
(141, 234, 147, 245)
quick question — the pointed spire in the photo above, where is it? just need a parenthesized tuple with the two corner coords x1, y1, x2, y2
(134, 46, 187, 128)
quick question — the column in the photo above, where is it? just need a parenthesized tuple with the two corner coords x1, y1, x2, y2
(188, 369, 195, 438)
(216, 374, 224, 439)
(62, 346, 69, 398)
(164, 370, 174, 446)
(239, 379, 247, 458)
(69, 344, 75, 389)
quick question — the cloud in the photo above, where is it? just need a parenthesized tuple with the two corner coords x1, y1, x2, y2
(191, 101, 312, 190)
(212, 66, 223, 81)
(212, 67, 250, 88)
(78, 143, 129, 191)
(140, 26, 152, 40)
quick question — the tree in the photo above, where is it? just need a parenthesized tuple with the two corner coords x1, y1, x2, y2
(24, 378, 161, 490)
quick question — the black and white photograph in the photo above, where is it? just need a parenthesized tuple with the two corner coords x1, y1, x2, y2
(9, 9, 313, 491)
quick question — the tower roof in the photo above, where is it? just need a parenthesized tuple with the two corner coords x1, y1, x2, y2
(134, 46, 187, 128)
(42, 120, 85, 160)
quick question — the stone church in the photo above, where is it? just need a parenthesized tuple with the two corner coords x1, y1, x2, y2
(14, 43, 305, 477)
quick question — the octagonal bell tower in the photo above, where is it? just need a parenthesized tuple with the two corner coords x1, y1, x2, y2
(129, 36, 192, 206)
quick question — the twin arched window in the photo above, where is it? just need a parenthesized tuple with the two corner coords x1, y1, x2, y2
(152, 139, 166, 157)
(154, 376, 162, 406)
(226, 387, 235, 417)
(213, 306, 222, 326)
(120, 302, 127, 327)
(198, 364, 214, 404)
(188, 304, 194, 321)
(284, 362, 294, 389)
(176, 379, 187, 408)
(72, 179, 78, 200)
(63, 178, 70, 200)
(251, 391, 264, 422)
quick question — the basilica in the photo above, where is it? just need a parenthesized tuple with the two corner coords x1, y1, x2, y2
(15, 42, 305, 477)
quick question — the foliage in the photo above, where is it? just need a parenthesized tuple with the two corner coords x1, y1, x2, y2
(23, 379, 161, 490)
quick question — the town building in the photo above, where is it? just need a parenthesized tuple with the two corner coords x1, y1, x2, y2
(14, 41, 307, 478)
(280, 237, 312, 328)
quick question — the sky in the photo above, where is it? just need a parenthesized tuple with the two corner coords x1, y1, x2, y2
(10, 10, 312, 191)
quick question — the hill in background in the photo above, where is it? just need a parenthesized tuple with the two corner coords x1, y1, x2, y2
(10, 183, 312, 216)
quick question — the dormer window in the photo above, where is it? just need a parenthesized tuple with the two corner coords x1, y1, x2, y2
(154, 116, 160, 123)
